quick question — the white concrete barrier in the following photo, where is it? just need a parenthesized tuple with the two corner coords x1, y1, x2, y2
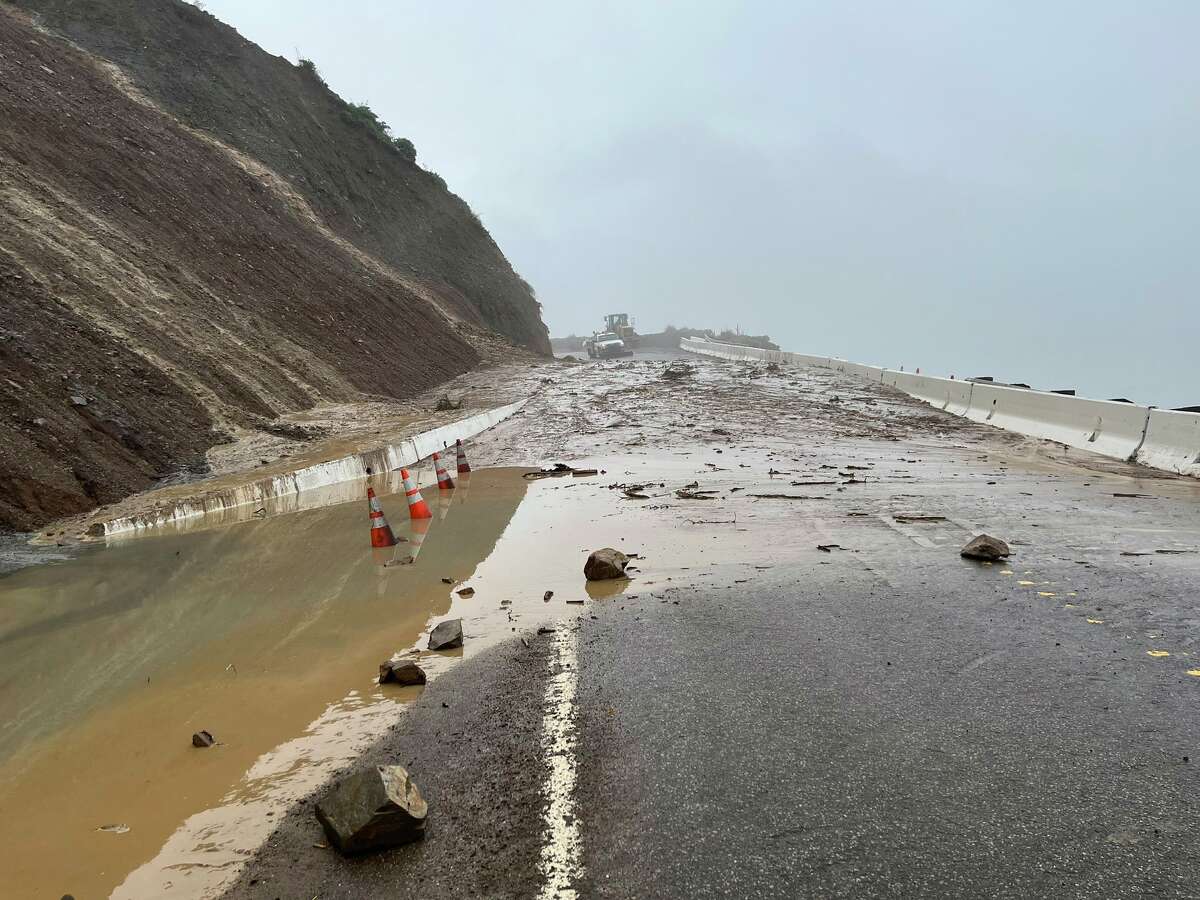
(1137, 409, 1200, 476)
(965, 383, 1151, 461)
(891, 373, 973, 416)
(102, 399, 528, 536)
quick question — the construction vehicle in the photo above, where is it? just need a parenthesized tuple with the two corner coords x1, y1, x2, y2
(584, 331, 633, 359)
(603, 313, 638, 348)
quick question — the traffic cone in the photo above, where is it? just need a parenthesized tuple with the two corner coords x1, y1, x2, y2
(455, 438, 472, 474)
(401, 468, 433, 519)
(433, 451, 456, 490)
(367, 486, 398, 548)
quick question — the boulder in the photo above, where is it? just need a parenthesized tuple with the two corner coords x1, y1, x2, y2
(584, 548, 630, 581)
(191, 730, 215, 748)
(961, 534, 1011, 561)
(428, 618, 464, 650)
(315, 765, 427, 856)
(378, 659, 427, 686)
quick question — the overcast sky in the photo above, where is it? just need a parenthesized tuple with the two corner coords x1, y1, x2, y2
(199, 1, 1198, 407)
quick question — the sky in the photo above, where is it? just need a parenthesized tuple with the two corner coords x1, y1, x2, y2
(198, 1, 1199, 407)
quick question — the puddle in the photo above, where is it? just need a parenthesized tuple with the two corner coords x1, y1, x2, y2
(0, 451, 839, 898)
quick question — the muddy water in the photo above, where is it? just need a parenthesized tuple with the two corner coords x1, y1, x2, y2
(0, 451, 814, 899)
(0, 469, 528, 899)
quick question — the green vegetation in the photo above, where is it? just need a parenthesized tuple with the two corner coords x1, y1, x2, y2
(296, 59, 417, 162)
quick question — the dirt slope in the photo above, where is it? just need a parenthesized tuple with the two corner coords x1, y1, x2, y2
(13, 0, 550, 355)
(0, 5, 522, 531)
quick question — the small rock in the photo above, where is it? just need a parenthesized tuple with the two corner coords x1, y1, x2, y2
(441, 577, 453, 584)
(191, 730, 215, 748)
(537, 626, 557, 635)
(543, 590, 554, 602)
(378, 659, 427, 686)
(961, 534, 1011, 561)
(315, 765, 427, 855)
(456, 587, 475, 598)
(428, 618, 463, 650)
(434, 395, 462, 411)
(69, 395, 88, 408)
(584, 548, 630, 581)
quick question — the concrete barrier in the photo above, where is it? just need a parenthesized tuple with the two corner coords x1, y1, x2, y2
(101, 399, 528, 536)
(1137, 409, 1200, 476)
(966, 383, 1151, 461)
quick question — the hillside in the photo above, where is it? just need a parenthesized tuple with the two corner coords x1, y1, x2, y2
(0, 2, 548, 531)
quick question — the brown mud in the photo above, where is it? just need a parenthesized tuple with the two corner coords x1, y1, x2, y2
(0, 3, 546, 532)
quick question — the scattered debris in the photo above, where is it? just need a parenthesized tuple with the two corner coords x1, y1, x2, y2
(675, 484, 719, 500)
(748, 494, 828, 500)
(428, 619, 464, 650)
(537, 626, 557, 635)
(623, 486, 651, 500)
(893, 514, 947, 524)
(191, 730, 215, 748)
(961, 534, 1011, 561)
(661, 361, 695, 380)
(584, 548, 630, 581)
(816, 544, 842, 552)
(379, 659, 427, 686)
(456, 587, 475, 598)
(1113, 492, 1155, 499)
(315, 765, 427, 855)
(712, 427, 731, 436)
(525, 463, 596, 480)
(96, 824, 130, 834)
(791, 480, 838, 486)
(441, 577, 454, 584)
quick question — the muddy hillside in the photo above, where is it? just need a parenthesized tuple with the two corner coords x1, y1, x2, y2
(0, 2, 548, 532)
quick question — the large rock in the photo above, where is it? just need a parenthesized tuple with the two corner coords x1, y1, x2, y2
(315, 765, 427, 856)
(428, 618, 464, 650)
(378, 659, 427, 686)
(960, 534, 1011, 561)
(584, 548, 630, 581)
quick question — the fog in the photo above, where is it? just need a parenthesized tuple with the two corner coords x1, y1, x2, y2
(198, 1, 1199, 407)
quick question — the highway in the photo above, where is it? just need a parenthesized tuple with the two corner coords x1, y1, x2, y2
(225, 348, 1200, 899)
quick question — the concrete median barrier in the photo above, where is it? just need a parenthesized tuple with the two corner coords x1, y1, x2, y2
(1137, 409, 1200, 476)
(966, 383, 1152, 461)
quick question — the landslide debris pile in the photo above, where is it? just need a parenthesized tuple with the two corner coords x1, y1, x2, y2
(0, 2, 548, 531)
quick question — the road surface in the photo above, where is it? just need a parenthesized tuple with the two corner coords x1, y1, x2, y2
(224, 348, 1200, 899)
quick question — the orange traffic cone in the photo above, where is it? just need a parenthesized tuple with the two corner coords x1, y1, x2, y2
(367, 486, 398, 548)
(401, 468, 433, 519)
(433, 451, 455, 490)
(455, 438, 472, 475)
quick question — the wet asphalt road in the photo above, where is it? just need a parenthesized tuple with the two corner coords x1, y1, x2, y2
(225, 350, 1200, 899)
(573, 562, 1199, 898)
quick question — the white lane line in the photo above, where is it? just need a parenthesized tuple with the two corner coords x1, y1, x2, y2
(536, 625, 583, 900)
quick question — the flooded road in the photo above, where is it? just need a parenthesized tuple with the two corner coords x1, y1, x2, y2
(4, 350, 1200, 898)
(0, 468, 531, 898)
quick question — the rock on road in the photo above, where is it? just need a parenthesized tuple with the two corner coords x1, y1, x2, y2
(228, 349, 1200, 899)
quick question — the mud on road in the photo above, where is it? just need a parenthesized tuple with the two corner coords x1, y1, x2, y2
(224, 350, 1200, 898)
(3, 349, 1200, 898)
